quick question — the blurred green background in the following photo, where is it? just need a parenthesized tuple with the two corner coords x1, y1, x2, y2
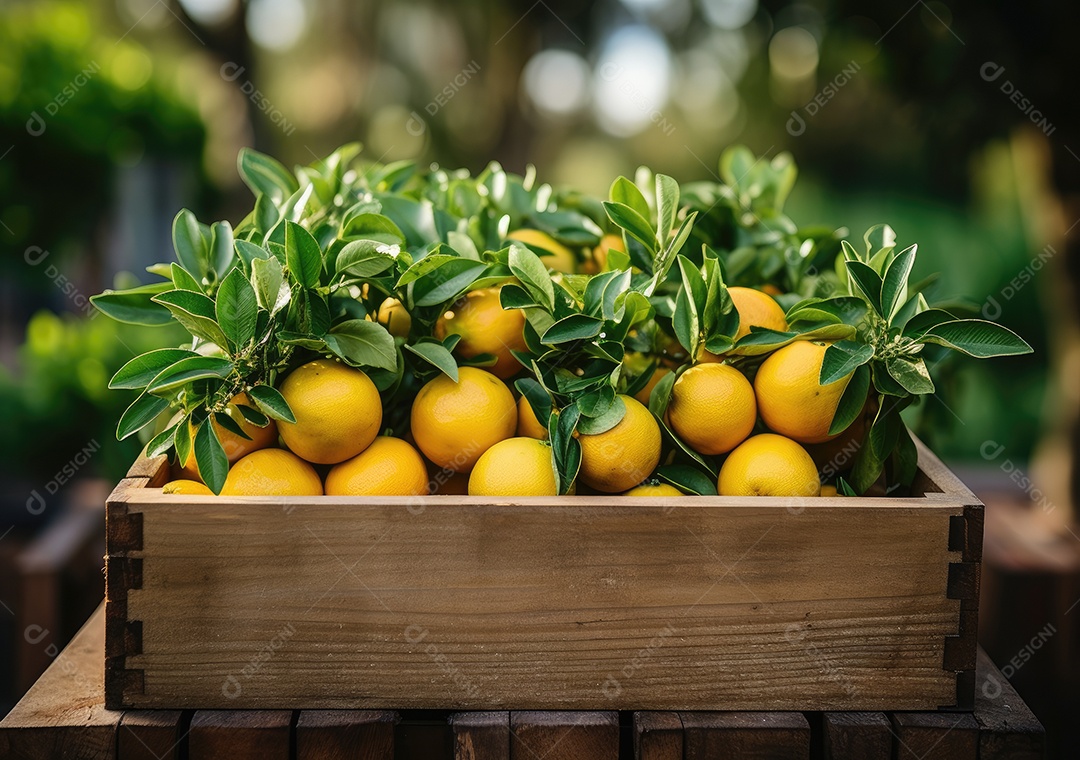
(1, 0, 1057, 492)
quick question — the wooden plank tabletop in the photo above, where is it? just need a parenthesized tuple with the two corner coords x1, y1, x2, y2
(0, 602, 1046, 760)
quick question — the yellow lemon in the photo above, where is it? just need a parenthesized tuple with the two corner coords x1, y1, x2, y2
(468, 437, 558, 496)
(411, 367, 517, 471)
(325, 437, 429, 496)
(578, 396, 661, 493)
(435, 287, 527, 380)
(221, 449, 323, 496)
(277, 359, 383, 464)
(755, 341, 853, 444)
(507, 228, 577, 273)
(718, 434, 820, 497)
(162, 479, 213, 495)
(622, 482, 684, 497)
(517, 395, 549, 440)
(668, 363, 756, 455)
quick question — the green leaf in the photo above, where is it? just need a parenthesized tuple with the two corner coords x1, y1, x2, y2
(210, 221, 235, 278)
(247, 384, 296, 423)
(251, 256, 289, 315)
(880, 244, 916, 321)
(509, 243, 556, 311)
(820, 341, 874, 385)
(285, 221, 323, 288)
(236, 404, 270, 427)
(655, 173, 679, 240)
(235, 239, 272, 272)
(886, 356, 935, 394)
(340, 213, 406, 245)
(170, 263, 202, 293)
(405, 342, 459, 381)
(920, 319, 1033, 358)
(902, 308, 956, 338)
(174, 413, 192, 465)
(146, 423, 179, 458)
(648, 367, 677, 417)
(656, 465, 717, 496)
(577, 394, 626, 435)
(213, 410, 252, 441)
(552, 404, 582, 495)
(194, 420, 228, 494)
(541, 314, 604, 345)
(515, 378, 552, 429)
(603, 201, 657, 254)
(336, 240, 397, 277)
(324, 319, 398, 371)
(413, 259, 489, 307)
(110, 348, 199, 390)
(609, 176, 651, 223)
(117, 392, 170, 440)
(846, 260, 883, 316)
(216, 268, 258, 350)
(238, 147, 299, 203)
(673, 256, 706, 357)
(146, 356, 234, 394)
(499, 284, 541, 310)
(91, 281, 174, 325)
(892, 425, 919, 488)
(828, 363, 870, 436)
(172, 209, 210, 277)
(152, 289, 230, 348)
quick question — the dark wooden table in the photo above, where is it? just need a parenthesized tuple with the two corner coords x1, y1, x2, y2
(0, 603, 1045, 760)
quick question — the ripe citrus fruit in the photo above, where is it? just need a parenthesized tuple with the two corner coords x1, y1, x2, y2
(718, 434, 821, 497)
(507, 228, 576, 273)
(162, 479, 212, 495)
(221, 449, 324, 496)
(435, 287, 527, 379)
(375, 297, 411, 338)
(325, 436, 429, 496)
(277, 359, 383, 464)
(700, 287, 788, 361)
(468, 437, 558, 496)
(633, 366, 671, 406)
(820, 485, 839, 497)
(179, 392, 278, 479)
(622, 482, 683, 497)
(578, 396, 661, 493)
(755, 340, 852, 444)
(517, 396, 549, 439)
(667, 363, 756, 455)
(411, 366, 517, 471)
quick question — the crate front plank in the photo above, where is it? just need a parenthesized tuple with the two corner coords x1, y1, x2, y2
(633, 711, 683, 760)
(0, 603, 120, 760)
(116, 495, 967, 710)
(188, 710, 293, 760)
(681, 711, 811, 759)
(821, 712, 892, 760)
(296, 710, 395, 760)
(509, 711, 619, 760)
(452, 711, 509, 760)
(118, 711, 187, 760)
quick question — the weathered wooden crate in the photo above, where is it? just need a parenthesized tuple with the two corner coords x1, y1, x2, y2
(104, 438, 981, 712)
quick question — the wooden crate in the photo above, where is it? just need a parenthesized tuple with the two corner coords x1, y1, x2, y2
(104, 439, 981, 712)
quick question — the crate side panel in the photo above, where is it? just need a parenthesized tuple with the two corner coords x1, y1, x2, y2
(124, 499, 963, 710)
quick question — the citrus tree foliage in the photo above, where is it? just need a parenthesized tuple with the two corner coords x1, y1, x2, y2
(94, 144, 1031, 494)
